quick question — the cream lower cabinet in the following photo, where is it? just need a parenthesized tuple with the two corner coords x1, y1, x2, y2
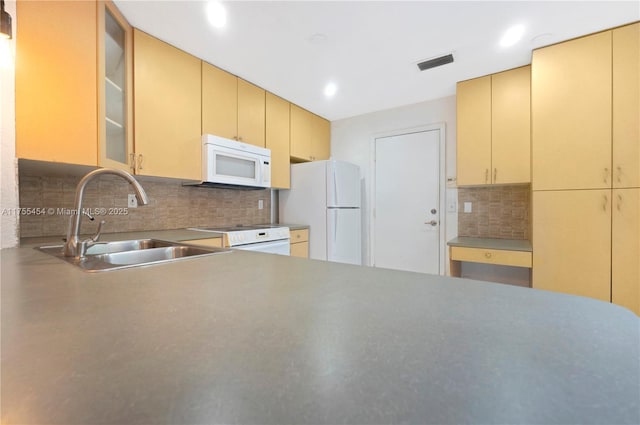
(133, 29, 201, 180)
(612, 188, 640, 315)
(290, 229, 309, 258)
(533, 190, 612, 303)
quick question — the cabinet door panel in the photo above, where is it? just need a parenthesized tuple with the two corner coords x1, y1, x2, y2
(133, 30, 201, 180)
(290, 104, 312, 161)
(311, 115, 331, 161)
(237, 79, 266, 147)
(290, 242, 309, 258)
(532, 32, 612, 190)
(266, 93, 290, 189)
(613, 23, 640, 189)
(98, 1, 133, 172)
(202, 63, 238, 140)
(16, 0, 97, 165)
(456, 76, 492, 186)
(612, 188, 640, 315)
(491, 66, 530, 184)
(533, 190, 611, 302)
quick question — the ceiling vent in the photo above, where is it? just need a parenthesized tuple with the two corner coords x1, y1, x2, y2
(417, 53, 454, 71)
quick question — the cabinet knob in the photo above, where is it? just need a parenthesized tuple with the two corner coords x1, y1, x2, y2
(485, 252, 492, 259)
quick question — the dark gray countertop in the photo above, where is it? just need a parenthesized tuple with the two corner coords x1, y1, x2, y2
(1, 243, 638, 424)
(448, 236, 533, 252)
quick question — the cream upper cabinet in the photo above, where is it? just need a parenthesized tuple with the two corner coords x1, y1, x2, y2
(290, 104, 330, 162)
(491, 66, 531, 184)
(456, 75, 492, 185)
(202, 64, 266, 148)
(613, 23, 640, 189)
(311, 114, 331, 161)
(532, 190, 612, 303)
(290, 104, 313, 161)
(237, 79, 266, 147)
(133, 29, 201, 180)
(98, 0, 133, 172)
(532, 31, 612, 191)
(456, 67, 530, 186)
(202, 62, 238, 141)
(265, 92, 291, 189)
(16, 0, 98, 166)
(612, 188, 640, 316)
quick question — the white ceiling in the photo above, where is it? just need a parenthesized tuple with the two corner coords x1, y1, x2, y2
(114, 1, 639, 121)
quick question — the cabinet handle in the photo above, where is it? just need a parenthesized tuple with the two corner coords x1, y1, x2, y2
(617, 194, 622, 211)
(484, 252, 492, 259)
(494, 168, 497, 183)
(238, 136, 243, 141)
(129, 153, 136, 173)
(604, 167, 609, 184)
(617, 166, 622, 183)
(137, 154, 144, 170)
(602, 194, 608, 211)
(485, 169, 489, 184)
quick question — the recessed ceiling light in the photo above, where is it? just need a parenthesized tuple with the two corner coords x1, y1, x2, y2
(324, 82, 337, 98)
(206, 1, 227, 29)
(500, 24, 525, 48)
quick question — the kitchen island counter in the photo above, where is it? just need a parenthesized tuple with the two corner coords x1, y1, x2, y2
(1, 245, 638, 424)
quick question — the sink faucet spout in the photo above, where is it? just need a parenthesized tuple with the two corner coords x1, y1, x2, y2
(64, 168, 149, 258)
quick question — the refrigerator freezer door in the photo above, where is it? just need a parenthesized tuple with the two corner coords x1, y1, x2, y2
(327, 208, 361, 265)
(327, 160, 361, 208)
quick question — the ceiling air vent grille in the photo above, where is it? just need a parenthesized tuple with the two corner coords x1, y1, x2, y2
(417, 54, 454, 71)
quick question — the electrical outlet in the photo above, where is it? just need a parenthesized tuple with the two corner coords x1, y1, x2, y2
(447, 199, 457, 213)
(128, 194, 138, 208)
(463, 202, 472, 213)
(258, 199, 264, 210)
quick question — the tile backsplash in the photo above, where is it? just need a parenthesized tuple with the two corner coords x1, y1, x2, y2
(457, 185, 530, 240)
(18, 172, 271, 238)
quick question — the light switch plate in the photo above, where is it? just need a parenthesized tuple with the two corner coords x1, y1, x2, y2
(463, 202, 472, 213)
(447, 199, 457, 213)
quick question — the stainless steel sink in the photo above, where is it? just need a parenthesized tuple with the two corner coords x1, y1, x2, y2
(84, 239, 177, 255)
(38, 239, 230, 272)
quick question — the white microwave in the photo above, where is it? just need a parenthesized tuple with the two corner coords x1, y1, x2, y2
(200, 134, 271, 189)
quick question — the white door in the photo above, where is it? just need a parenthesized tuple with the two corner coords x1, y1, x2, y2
(327, 208, 362, 265)
(374, 130, 440, 274)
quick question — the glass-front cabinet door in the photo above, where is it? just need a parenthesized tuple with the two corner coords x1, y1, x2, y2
(98, 1, 133, 172)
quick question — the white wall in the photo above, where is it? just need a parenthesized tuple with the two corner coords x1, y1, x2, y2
(1, 0, 18, 248)
(331, 95, 458, 272)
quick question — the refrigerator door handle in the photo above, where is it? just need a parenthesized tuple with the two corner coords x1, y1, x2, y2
(333, 168, 338, 206)
(333, 209, 337, 244)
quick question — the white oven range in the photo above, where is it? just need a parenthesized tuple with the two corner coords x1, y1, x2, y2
(188, 225, 290, 255)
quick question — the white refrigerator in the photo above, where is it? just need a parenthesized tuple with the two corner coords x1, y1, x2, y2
(279, 159, 361, 265)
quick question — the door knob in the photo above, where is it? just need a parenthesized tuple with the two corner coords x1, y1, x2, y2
(430, 209, 437, 214)
(425, 220, 438, 226)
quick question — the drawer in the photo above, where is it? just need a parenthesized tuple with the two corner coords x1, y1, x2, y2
(450, 246, 532, 268)
(183, 237, 223, 248)
(290, 241, 309, 258)
(290, 229, 309, 243)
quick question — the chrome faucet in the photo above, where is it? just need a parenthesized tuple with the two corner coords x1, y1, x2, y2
(64, 168, 149, 258)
